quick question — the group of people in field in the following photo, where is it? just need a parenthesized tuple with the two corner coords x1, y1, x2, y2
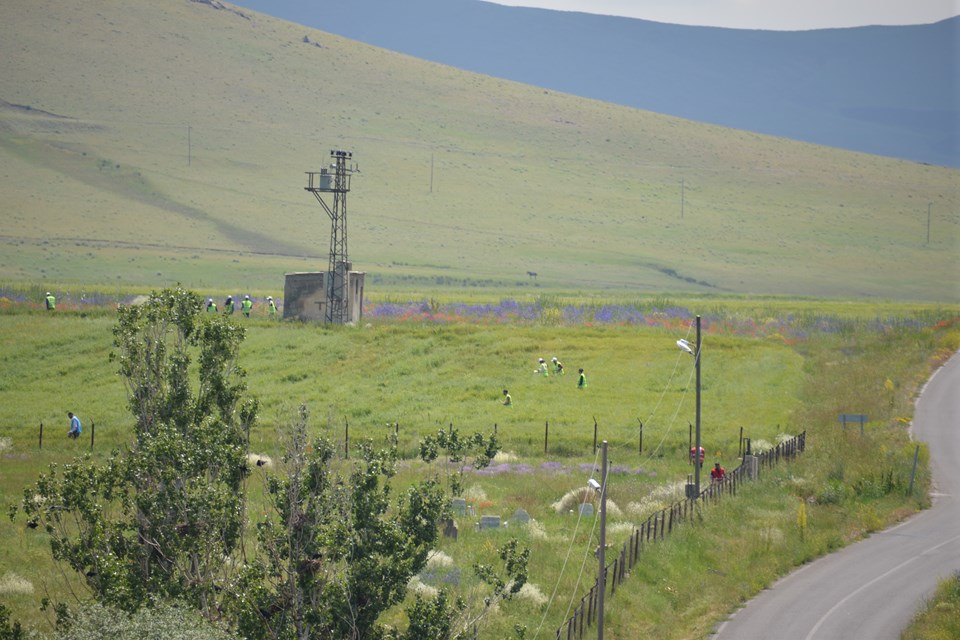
(206, 294, 277, 318)
(691, 446, 727, 482)
(44, 291, 279, 318)
(501, 356, 587, 406)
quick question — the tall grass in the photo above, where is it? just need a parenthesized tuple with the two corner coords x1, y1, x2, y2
(0, 300, 957, 637)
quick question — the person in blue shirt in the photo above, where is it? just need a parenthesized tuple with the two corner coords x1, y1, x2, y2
(67, 411, 82, 439)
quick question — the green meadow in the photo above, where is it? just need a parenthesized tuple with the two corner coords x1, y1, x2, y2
(1, 298, 957, 637)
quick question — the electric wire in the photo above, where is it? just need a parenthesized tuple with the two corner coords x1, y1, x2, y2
(531, 447, 601, 640)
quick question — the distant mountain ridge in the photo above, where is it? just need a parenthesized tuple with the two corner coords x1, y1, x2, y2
(232, 0, 959, 167)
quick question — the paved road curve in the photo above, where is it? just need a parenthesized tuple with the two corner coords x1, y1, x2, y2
(713, 352, 960, 640)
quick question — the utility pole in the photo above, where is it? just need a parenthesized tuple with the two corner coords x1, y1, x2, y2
(694, 315, 702, 495)
(598, 440, 608, 640)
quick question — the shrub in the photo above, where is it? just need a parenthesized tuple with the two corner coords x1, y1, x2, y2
(55, 601, 235, 640)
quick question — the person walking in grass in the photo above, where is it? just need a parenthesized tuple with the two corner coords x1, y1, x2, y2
(502, 389, 512, 406)
(535, 358, 549, 377)
(552, 356, 564, 375)
(577, 368, 586, 389)
(267, 295, 277, 317)
(224, 296, 235, 315)
(45, 292, 56, 310)
(206, 298, 218, 314)
(67, 411, 82, 439)
(241, 295, 253, 318)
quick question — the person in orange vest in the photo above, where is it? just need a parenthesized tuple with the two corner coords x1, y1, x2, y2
(690, 446, 705, 467)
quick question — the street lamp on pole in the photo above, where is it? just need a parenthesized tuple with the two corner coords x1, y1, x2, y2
(678, 315, 702, 494)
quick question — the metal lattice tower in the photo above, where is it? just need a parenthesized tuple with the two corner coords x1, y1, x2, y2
(305, 149, 357, 323)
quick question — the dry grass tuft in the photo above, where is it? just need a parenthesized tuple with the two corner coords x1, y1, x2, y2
(0, 572, 34, 595)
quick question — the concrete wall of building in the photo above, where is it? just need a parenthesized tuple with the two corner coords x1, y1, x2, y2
(347, 271, 365, 323)
(283, 269, 365, 323)
(283, 272, 325, 321)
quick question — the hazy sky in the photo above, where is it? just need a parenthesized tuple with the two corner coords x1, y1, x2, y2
(487, 0, 960, 30)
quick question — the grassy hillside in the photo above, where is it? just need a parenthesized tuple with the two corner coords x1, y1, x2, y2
(0, 0, 956, 302)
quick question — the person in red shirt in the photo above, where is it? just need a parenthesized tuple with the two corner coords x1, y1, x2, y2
(711, 462, 725, 482)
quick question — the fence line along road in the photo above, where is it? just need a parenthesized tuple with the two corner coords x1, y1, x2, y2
(556, 432, 807, 640)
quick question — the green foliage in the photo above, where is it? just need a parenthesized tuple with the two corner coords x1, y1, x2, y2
(419, 424, 499, 497)
(473, 539, 529, 604)
(902, 572, 960, 640)
(0, 604, 24, 640)
(236, 404, 522, 640)
(15, 287, 257, 617)
(54, 600, 236, 640)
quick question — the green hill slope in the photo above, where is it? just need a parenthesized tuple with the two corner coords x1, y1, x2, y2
(0, 0, 956, 300)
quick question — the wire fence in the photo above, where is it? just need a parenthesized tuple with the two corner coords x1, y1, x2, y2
(555, 431, 807, 640)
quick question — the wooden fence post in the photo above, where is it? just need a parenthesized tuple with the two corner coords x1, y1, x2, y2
(593, 416, 598, 455)
(90, 421, 95, 450)
(544, 421, 549, 454)
(39, 422, 43, 450)
(344, 418, 349, 459)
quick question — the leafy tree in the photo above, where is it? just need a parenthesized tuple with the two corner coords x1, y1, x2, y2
(237, 404, 449, 639)
(419, 424, 499, 497)
(15, 287, 257, 619)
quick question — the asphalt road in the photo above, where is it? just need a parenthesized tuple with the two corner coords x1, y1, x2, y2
(713, 351, 960, 640)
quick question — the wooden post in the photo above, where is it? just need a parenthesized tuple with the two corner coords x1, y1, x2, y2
(90, 421, 95, 450)
(544, 420, 549, 454)
(908, 444, 920, 496)
(39, 422, 43, 450)
(345, 418, 349, 459)
(638, 420, 643, 454)
(593, 417, 598, 455)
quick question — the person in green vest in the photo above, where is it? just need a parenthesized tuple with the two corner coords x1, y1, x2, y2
(267, 296, 277, 317)
(577, 368, 586, 389)
(552, 356, 564, 375)
(502, 389, 512, 406)
(241, 295, 253, 318)
(45, 291, 56, 310)
(534, 357, 549, 377)
(224, 296, 235, 315)
(206, 298, 217, 314)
